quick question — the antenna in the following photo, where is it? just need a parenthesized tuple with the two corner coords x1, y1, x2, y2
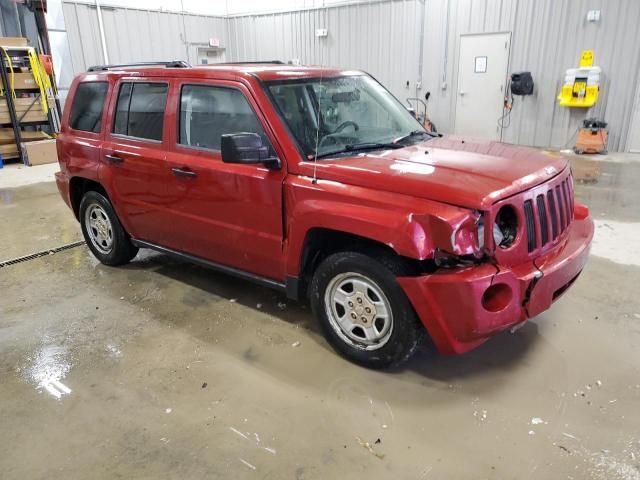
(312, 7, 328, 185)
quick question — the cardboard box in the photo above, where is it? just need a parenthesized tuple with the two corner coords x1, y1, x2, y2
(0, 37, 28, 47)
(0, 135, 51, 160)
(0, 72, 38, 90)
(0, 142, 20, 159)
(0, 96, 47, 123)
(22, 139, 57, 166)
(0, 128, 49, 159)
(0, 128, 48, 144)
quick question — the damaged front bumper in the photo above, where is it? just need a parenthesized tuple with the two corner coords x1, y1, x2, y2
(397, 214, 594, 355)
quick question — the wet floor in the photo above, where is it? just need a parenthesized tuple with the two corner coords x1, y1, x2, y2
(0, 181, 82, 260)
(1, 154, 640, 479)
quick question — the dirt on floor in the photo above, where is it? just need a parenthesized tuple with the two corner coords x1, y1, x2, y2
(1, 155, 640, 480)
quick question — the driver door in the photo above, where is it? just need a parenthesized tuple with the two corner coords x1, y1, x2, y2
(163, 79, 287, 281)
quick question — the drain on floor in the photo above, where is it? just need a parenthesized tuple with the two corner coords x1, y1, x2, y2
(0, 240, 86, 268)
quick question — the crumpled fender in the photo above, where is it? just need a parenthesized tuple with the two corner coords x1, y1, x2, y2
(284, 177, 480, 276)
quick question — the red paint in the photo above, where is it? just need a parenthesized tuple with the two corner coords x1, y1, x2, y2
(56, 64, 594, 355)
(398, 211, 593, 354)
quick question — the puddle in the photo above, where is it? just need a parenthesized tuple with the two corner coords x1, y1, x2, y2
(22, 344, 73, 400)
(570, 157, 603, 184)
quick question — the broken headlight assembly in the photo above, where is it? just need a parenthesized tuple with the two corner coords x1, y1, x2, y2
(431, 205, 519, 269)
(433, 249, 479, 268)
(476, 206, 518, 252)
(434, 212, 486, 268)
(494, 205, 518, 249)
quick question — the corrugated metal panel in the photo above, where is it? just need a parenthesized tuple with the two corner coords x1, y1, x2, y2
(422, 0, 640, 151)
(61, 0, 639, 151)
(629, 78, 640, 152)
(63, 2, 103, 70)
(226, 0, 424, 101)
(62, 2, 226, 70)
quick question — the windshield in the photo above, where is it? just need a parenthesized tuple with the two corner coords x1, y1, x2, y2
(266, 75, 426, 158)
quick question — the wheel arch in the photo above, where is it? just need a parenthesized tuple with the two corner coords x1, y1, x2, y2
(69, 176, 110, 220)
(287, 227, 423, 301)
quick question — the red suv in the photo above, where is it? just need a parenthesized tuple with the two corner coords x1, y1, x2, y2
(56, 61, 594, 368)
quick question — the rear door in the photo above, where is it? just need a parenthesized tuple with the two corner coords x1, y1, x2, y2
(99, 79, 180, 248)
(162, 78, 287, 280)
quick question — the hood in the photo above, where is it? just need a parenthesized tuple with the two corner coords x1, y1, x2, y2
(304, 137, 568, 210)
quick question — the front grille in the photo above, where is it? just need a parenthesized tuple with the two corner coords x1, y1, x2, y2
(523, 172, 574, 253)
(547, 190, 558, 239)
(556, 186, 565, 230)
(536, 195, 549, 245)
(523, 200, 536, 252)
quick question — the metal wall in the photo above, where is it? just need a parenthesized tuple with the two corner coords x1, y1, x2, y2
(422, 0, 640, 151)
(226, 0, 425, 102)
(62, 2, 226, 75)
(60, 0, 640, 151)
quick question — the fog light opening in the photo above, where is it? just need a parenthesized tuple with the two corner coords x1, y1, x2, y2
(481, 283, 513, 313)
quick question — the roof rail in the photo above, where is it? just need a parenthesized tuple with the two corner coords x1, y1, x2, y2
(87, 61, 190, 72)
(213, 61, 286, 65)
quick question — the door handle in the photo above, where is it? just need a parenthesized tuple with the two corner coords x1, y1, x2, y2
(104, 153, 124, 164)
(459, 91, 466, 96)
(171, 167, 198, 178)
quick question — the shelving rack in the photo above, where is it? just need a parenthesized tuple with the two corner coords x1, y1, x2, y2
(0, 45, 59, 165)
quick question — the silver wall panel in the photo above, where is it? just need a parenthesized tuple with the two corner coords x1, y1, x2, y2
(62, 2, 104, 71)
(422, 0, 640, 151)
(62, 2, 226, 70)
(61, 0, 639, 151)
(226, 0, 424, 102)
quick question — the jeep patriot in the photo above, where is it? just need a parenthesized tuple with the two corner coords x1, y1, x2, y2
(56, 62, 594, 368)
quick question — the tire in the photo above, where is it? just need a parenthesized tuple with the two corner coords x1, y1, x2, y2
(79, 190, 138, 266)
(309, 251, 424, 369)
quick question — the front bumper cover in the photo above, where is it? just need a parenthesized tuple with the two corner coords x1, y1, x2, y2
(397, 214, 594, 355)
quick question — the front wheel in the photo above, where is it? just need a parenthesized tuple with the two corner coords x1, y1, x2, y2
(79, 191, 138, 266)
(309, 251, 424, 369)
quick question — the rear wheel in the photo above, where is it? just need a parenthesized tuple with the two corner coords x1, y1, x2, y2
(79, 191, 138, 266)
(310, 251, 424, 369)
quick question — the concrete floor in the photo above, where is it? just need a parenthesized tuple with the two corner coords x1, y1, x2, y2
(1, 154, 640, 479)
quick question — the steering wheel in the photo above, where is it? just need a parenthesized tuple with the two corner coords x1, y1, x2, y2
(333, 120, 359, 134)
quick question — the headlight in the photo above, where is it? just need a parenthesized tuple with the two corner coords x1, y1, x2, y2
(476, 214, 508, 251)
(494, 205, 518, 248)
(477, 216, 485, 250)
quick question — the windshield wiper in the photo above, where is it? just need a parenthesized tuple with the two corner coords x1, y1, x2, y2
(393, 129, 438, 144)
(315, 142, 404, 159)
(346, 142, 405, 151)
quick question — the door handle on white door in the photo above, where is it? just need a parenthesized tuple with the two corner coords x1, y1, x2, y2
(459, 91, 466, 96)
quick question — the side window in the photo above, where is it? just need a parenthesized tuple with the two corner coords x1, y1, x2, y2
(113, 82, 168, 141)
(179, 85, 271, 151)
(69, 82, 108, 133)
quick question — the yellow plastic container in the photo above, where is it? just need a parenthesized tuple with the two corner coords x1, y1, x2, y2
(558, 50, 600, 108)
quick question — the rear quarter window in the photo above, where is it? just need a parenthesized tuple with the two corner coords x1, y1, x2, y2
(69, 82, 109, 133)
(113, 82, 168, 141)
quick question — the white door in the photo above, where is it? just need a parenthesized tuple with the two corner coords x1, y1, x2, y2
(454, 32, 511, 140)
(628, 79, 640, 152)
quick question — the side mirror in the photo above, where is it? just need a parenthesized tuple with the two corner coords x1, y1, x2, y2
(221, 133, 280, 169)
(406, 106, 416, 118)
